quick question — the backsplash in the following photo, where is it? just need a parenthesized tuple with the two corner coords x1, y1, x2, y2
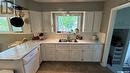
(45, 32, 106, 43)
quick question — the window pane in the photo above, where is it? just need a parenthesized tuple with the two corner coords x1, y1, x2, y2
(0, 17, 9, 32)
(12, 26, 23, 32)
(57, 16, 79, 32)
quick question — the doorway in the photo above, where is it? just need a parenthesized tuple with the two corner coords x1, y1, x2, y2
(101, 2, 130, 73)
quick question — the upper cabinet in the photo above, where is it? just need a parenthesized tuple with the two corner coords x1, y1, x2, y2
(83, 11, 102, 32)
(93, 11, 102, 32)
(83, 12, 94, 32)
(29, 11, 102, 33)
(42, 12, 52, 32)
(29, 11, 43, 33)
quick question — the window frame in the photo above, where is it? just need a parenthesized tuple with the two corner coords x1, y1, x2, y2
(52, 11, 83, 33)
(0, 14, 23, 33)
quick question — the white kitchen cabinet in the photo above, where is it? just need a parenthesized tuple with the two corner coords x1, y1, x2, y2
(93, 45, 103, 61)
(83, 45, 94, 61)
(23, 46, 40, 73)
(70, 45, 82, 61)
(70, 49, 82, 61)
(41, 43, 103, 62)
(29, 11, 43, 33)
(56, 44, 70, 61)
(83, 11, 102, 32)
(56, 50, 70, 61)
(83, 12, 94, 32)
(93, 11, 102, 32)
(42, 12, 52, 32)
(83, 45, 103, 62)
(42, 44, 56, 61)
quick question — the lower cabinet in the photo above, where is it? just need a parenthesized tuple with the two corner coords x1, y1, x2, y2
(83, 45, 103, 62)
(56, 50, 70, 61)
(41, 44, 103, 62)
(23, 45, 40, 73)
(41, 44, 56, 61)
(83, 48, 94, 61)
(70, 49, 82, 61)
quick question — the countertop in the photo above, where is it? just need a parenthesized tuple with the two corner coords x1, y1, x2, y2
(41, 39, 103, 45)
(0, 39, 103, 60)
(0, 70, 14, 73)
(0, 41, 41, 60)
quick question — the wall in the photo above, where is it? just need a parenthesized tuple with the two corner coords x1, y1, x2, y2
(0, 34, 33, 52)
(101, 0, 129, 33)
(41, 2, 104, 11)
(7, 0, 42, 11)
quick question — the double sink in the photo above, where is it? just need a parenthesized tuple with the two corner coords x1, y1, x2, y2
(59, 39, 78, 42)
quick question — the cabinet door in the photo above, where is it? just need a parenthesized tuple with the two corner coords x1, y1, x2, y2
(70, 45, 83, 61)
(93, 11, 102, 32)
(30, 11, 42, 33)
(41, 44, 56, 61)
(92, 45, 103, 62)
(83, 48, 94, 61)
(83, 45, 103, 62)
(83, 12, 94, 32)
(70, 49, 82, 61)
(56, 50, 70, 61)
(42, 12, 52, 32)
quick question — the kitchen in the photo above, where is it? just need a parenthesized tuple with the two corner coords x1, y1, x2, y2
(0, 0, 130, 73)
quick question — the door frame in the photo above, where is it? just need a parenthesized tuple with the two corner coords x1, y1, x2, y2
(101, 2, 130, 67)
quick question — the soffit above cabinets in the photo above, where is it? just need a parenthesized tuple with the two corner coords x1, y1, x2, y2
(33, 0, 105, 3)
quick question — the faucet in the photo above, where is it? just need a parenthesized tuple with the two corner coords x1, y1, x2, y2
(67, 34, 71, 41)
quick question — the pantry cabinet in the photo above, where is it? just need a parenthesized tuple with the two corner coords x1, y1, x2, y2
(41, 44, 103, 62)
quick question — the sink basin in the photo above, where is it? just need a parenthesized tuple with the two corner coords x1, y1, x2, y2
(59, 39, 78, 42)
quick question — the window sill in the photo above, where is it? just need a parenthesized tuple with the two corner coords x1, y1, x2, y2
(0, 32, 32, 34)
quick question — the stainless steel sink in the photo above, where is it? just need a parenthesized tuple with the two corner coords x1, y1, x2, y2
(59, 39, 78, 42)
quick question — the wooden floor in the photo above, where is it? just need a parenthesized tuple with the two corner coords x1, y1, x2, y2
(37, 62, 112, 73)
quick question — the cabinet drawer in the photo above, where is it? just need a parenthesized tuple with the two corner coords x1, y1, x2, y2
(56, 44, 70, 50)
(84, 45, 94, 49)
(71, 45, 83, 50)
(44, 44, 56, 48)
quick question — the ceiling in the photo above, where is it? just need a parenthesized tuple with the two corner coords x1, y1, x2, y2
(34, 0, 105, 3)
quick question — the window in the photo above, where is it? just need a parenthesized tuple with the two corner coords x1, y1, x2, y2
(12, 26, 23, 32)
(53, 12, 82, 33)
(0, 16, 23, 32)
(0, 17, 9, 32)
